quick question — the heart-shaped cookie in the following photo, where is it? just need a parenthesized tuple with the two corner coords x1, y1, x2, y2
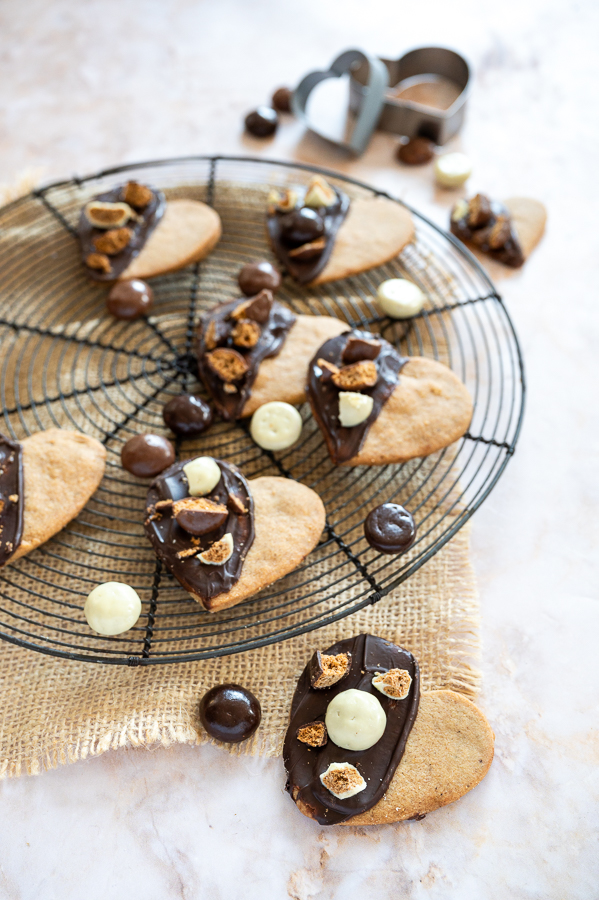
(293, 49, 389, 156)
(8, 429, 106, 563)
(503, 197, 546, 260)
(297, 690, 494, 825)
(119, 199, 222, 281)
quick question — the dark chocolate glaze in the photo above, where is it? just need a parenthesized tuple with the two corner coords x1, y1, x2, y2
(450, 199, 524, 268)
(0, 435, 24, 567)
(144, 459, 254, 608)
(200, 684, 261, 743)
(78, 184, 166, 282)
(267, 186, 350, 284)
(196, 299, 296, 421)
(283, 634, 420, 825)
(307, 330, 406, 465)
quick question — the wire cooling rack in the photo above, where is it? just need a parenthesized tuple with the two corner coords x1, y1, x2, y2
(0, 155, 524, 665)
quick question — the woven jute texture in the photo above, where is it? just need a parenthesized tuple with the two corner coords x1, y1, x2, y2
(0, 523, 478, 778)
(0, 168, 480, 779)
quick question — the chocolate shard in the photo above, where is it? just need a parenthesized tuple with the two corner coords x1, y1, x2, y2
(309, 650, 351, 689)
(342, 337, 381, 364)
(230, 289, 273, 324)
(297, 720, 328, 748)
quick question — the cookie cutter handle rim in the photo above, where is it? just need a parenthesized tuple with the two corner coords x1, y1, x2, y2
(292, 49, 389, 156)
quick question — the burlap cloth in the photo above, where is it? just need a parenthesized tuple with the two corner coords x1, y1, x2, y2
(0, 169, 480, 779)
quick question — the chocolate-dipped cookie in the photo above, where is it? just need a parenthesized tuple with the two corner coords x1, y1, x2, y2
(266, 175, 414, 286)
(284, 634, 494, 826)
(450, 194, 546, 268)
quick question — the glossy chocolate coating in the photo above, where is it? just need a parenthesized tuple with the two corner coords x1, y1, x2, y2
(78, 184, 165, 282)
(283, 634, 420, 825)
(397, 136, 435, 165)
(144, 459, 254, 607)
(272, 86, 292, 113)
(342, 336, 381, 364)
(238, 260, 281, 296)
(200, 684, 261, 743)
(107, 279, 154, 320)
(197, 298, 296, 421)
(308, 330, 405, 465)
(121, 434, 175, 478)
(0, 434, 24, 567)
(267, 185, 350, 285)
(450, 198, 524, 268)
(364, 503, 416, 554)
(279, 208, 324, 247)
(245, 106, 278, 137)
(162, 394, 213, 437)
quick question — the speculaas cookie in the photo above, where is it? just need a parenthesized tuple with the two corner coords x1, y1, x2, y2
(450, 193, 546, 267)
(0, 429, 106, 565)
(144, 457, 325, 612)
(267, 175, 414, 286)
(308, 331, 472, 466)
(79, 180, 221, 282)
(284, 634, 494, 826)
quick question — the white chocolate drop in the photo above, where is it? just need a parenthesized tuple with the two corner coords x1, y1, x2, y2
(250, 401, 303, 451)
(84, 582, 142, 636)
(320, 762, 367, 799)
(376, 278, 425, 319)
(325, 688, 387, 751)
(183, 456, 221, 496)
(434, 152, 472, 188)
(338, 392, 374, 428)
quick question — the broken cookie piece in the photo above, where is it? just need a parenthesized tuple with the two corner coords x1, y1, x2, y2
(320, 762, 366, 799)
(372, 668, 412, 700)
(309, 650, 351, 689)
(297, 721, 328, 748)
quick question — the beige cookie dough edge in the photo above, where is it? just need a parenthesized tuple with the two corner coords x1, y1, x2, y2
(504, 197, 547, 259)
(188, 476, 326, 612)
(9, 429, 106, 563)
(118, 199, 222, 281)
(294, 690, 494, 826)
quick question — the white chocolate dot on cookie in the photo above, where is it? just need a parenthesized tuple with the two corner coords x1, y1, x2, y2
(372, 668, 412, 700)
(338, 392, 374, 428)
(320, 762, 366, 799)
(183, 457, 221, 496)
(250, 401, 302, 451)
(198, 533, 234, 565)
(377, 279, 425, 319)
(434, 152, 472, 188)
(84, 582, 142, 636)
(325, 688, 386, 751)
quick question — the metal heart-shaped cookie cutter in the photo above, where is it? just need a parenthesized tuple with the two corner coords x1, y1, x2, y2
(349, 47, 470, 146)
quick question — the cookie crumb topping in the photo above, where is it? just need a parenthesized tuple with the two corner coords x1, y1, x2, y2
(297, 720, 328, 748)
(320, 762, 366, 799)
(372, 668, 412, 700)
(309, 650, 351, 689)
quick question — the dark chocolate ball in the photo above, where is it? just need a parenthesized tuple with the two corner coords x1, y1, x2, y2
(199, 684, 261, 743)
(238, 260, 282, 296)
(364, 503, 416, 554)
(280, 208, 324, 247)
(107, 280, 154, 320)
(244, 106, 278, 138)
(396, 137, 435, 166)
(121, 434, 175, 478)
(272, 86, 292, 113)
(162, 394, 213, 438)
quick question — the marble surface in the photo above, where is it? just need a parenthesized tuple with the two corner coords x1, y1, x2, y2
(0, 0, 598, 897)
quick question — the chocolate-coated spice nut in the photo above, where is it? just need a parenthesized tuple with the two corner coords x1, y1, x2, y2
(364, 503, 416, 554)
(309, 650, 351, 689)
(297, 721, 328, 748)
(238, 260, 281, 296)
(232, 319, 261, 349)
(107, 279, 154, 320)
(121, 434, 175, 478)
(467, 194, 493, 228)
(397, 136, 435, 165)
(244, 106, 278, 137)
(199, 684, 261, 743)
(205, 348, 249, 383)
(332, 360, 378, 391)
(272, 86, 292, 113)
(162, 394, 213, 437)
(230, 289, 273, 324)
(173, 497, 228, 536)
(288, 238, 326, 261)
(342, 336, 381, 364)
(280, 208, 324, 247)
